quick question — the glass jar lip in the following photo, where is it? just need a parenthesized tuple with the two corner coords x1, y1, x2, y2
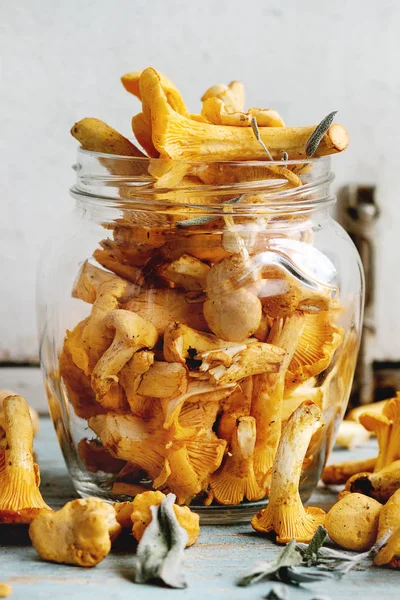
(72, 147, 335, 214)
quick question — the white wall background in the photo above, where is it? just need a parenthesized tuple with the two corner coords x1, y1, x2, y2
(1, 0, 399, 362)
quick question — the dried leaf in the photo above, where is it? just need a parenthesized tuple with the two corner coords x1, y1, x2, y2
(133, 493, 188, 588)
(305, 111, 337, 157)
(277, 566, 336, 585)
(237, 539, 302, 586)
(251, 117, 273, 160)
(299, 525, 328, 565)
(176, 195, 242, 228)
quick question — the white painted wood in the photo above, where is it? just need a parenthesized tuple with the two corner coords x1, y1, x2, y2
(0, 367, 48, 414)
(2, 0, 399, 361)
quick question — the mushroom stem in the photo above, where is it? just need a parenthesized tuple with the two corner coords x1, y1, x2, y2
(0, 396, 51, 523)
(251, 400, 325, 543)
(251, 314, 305, 488)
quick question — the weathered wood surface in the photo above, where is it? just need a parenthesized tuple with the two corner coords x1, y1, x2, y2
(1, 418, 399, 600)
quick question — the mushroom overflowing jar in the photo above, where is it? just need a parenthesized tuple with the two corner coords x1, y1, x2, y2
(37, 68, 364, 522)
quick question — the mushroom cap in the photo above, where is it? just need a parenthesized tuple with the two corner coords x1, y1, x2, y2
(325, 493, 382, 551)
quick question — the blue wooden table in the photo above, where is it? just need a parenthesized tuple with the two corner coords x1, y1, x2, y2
(1, 418, 398, 599)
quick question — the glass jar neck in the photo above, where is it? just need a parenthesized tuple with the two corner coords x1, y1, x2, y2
(71, 148, 335, 219)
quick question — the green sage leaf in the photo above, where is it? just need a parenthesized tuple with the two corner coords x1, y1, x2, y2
(251, 117, 273, 160)
(133, 493, 188, 588)
(176, 195, 243, 228)
(305, 111, 337, 157)
(237, 539, 302, 586)
(299, 525, 328, 565)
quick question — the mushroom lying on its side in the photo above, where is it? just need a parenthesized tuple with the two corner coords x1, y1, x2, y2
(29, 498, 121, 567)
(251, 401, 325, 543)
(374, 489, 400, 568)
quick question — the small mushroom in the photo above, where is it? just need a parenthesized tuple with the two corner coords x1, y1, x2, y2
(345, 460, 400, 503)
(217, 377, 253, 443)
(374, 489, 400, 568)
(136, 361, 188, 399)
(119, 350, 159, 418)
(325, 493, 382, 551)
(251, 401, 325, 543)
(210, 416, 264, 505)
(346, 399, 387, 424)
(201, 81, 245, 113)
(91, 309, 158, 399)
(29, 498, 121, 567)
(128, 490, 200, 546)
(335, 421, 371, 449)
(204, 290, 262, 342)
(321, 456, 377, 486)
(0, 395, 51, 524)
(157, 254, 210, 291)
(199, 342, 285, 387)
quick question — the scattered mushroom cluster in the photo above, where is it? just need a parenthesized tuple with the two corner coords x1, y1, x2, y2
(58, 66, 352, 507)
(322, 392, 400, 567)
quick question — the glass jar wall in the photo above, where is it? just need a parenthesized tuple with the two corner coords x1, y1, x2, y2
(37, 150, 364, 523)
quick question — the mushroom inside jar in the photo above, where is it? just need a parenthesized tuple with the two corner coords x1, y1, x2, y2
(60, 65, 352, 509)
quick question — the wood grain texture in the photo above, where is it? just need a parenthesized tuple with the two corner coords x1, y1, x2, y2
(1, 418, 398, 600)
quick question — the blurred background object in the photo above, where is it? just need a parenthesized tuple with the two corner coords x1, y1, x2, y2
(1, 0, 399, 397)
(338, 185, 379, 407)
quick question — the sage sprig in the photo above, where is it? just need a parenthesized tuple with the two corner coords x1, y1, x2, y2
(305, 111, 337, 157)
(238, 526, 392, 589)
(176, 195, 242, 228)
(133, 493, 188, 589)
(251, 116, 274, 160)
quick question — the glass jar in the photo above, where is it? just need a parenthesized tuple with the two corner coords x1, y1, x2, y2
(37, 149, 364, 523)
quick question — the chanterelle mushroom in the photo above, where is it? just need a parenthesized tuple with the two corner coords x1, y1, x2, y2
(0, 388, 39, 440)
(374, 488, 400, 568)
(210, 416, 264, 505)
(325, 493, 382, 551)
(29, 498, 121, 567)
(91, 309, 158, 399)
(0, 395, 51, 524)
(251, 401, 325, 543)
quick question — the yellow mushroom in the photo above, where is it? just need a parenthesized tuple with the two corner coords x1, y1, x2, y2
(0, 396, 51, 524)
(72, 260, 138, 305)
(131, 112, 159, 157)
(70, 117, 145, 157)
(346, 399, 387, 424)
(201, 81, 245, 113)
(163, 322, 245, 364)
(199, 342, 285, 387)
(251, 314, 305, 488)
(161, 380, 235, 430)
(81, 279, 129, 371)
(345, 460, 400, 503)
(119, 350, 159, 418)
(29, 498, 121, 567)
(91, 309, 158, 399)
(157, 254, 210, 291)
(0, 583, 12, 598)
(285, 312, 343, 391)
(325, 493, 382, 551)
(123, 288, 208, 335)
(335, 421, 371, 449)
(321, 456, 377, 486)
(127, 490, 199, 546)
(251, 401, 325, 543)
(217, 377, 253, 442)
(160, 431, 227, 504)
(122, 69, 189, 115)
(281, 384, 323, 423)
(140, 67, 349, 161)
(89, 413, 168, 487)
(374, 489, 400, 568)
(210, 416, 264, 505)
(0, 388, 39, 440)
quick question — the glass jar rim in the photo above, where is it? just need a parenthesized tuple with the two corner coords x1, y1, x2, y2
(71, 147, 335, 215)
